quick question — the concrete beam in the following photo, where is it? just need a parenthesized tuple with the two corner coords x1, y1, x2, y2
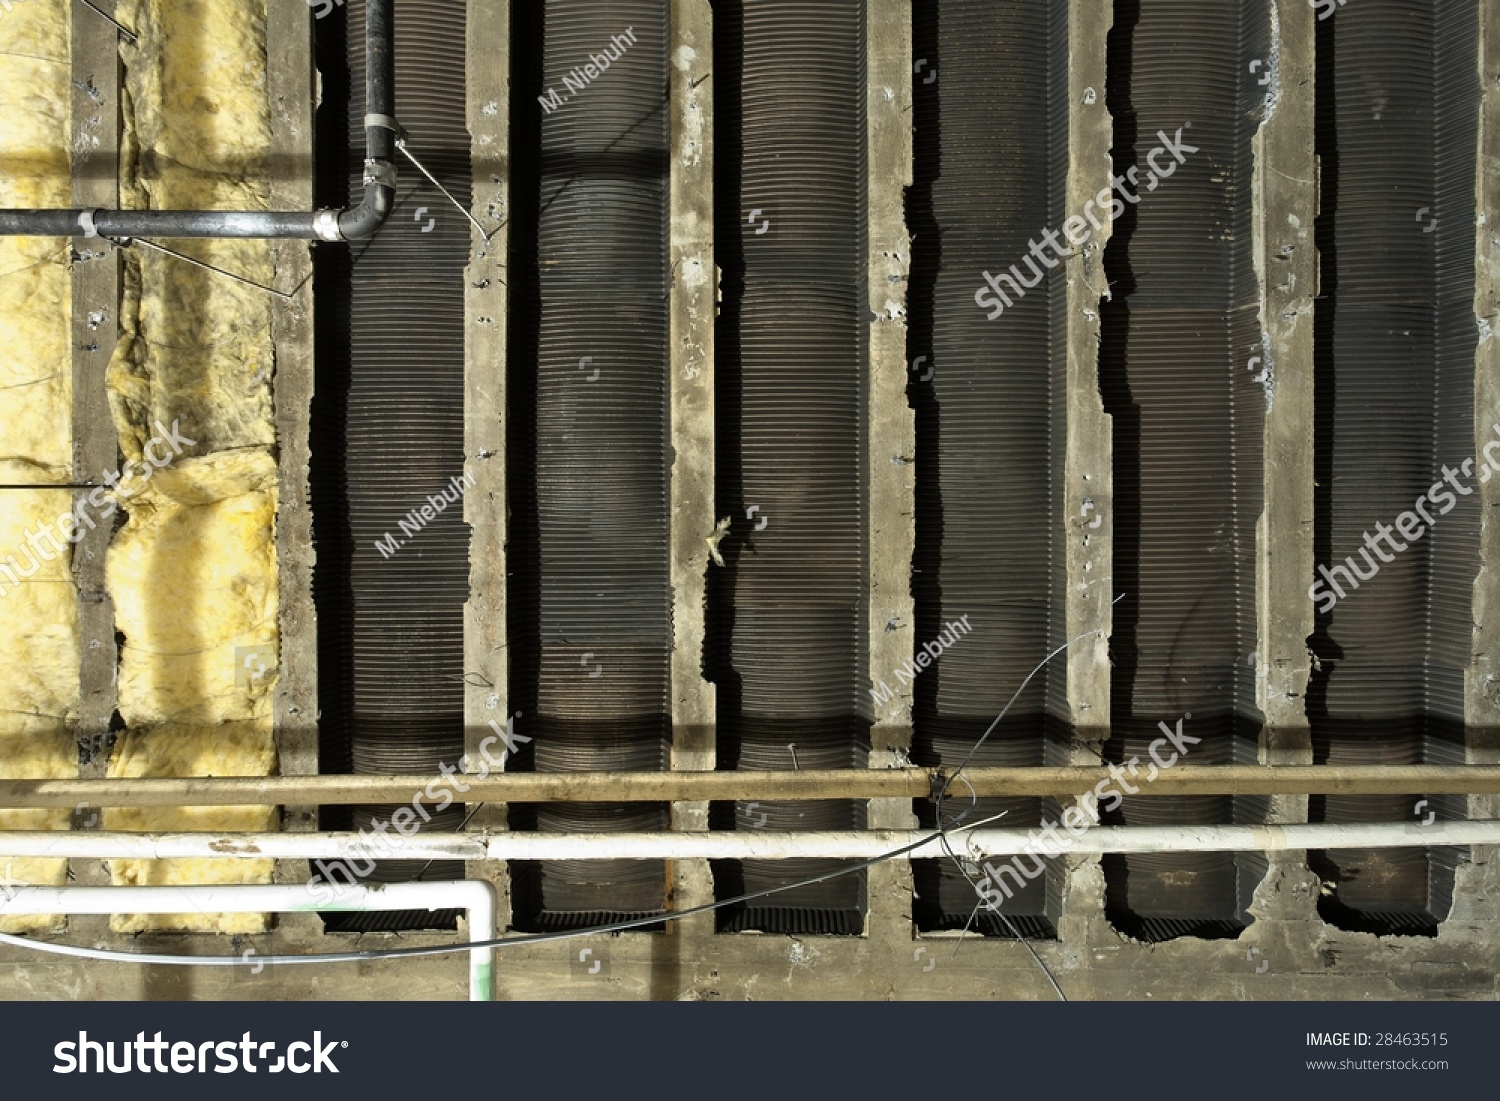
(70, 0, 122, 916)
(265, 2, 321, 968)
(267, 0, 319, 874)
(1466, 0, 1500, 866)
(1244, 0, 1319, 929)
(1253, 0, 1316, 785)
(864, 0, 917, 945)
(5, 887, 1499, 1001)
(666, 0, 717, 934)
(464, 0, 511, 924)
(1064, 0, 1115, 744)
(1061, 0, 1115, 949)
(1469, 0, 1500, 761)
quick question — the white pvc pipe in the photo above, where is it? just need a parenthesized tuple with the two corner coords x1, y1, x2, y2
(0, 882, 496, 1001)
(0, 821, 1488, 862)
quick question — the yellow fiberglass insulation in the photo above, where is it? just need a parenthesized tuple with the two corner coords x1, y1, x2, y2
(107, 450, 279, 726)
(0, 0, 75, 933)
(110, 0, 275, 457)
(104, 0, 280, 933)
(105, 720, 276, 934)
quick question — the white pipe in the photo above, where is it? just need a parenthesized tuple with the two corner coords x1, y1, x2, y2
(0, 882, 496, 1001)
(0, 821, 1488, 862)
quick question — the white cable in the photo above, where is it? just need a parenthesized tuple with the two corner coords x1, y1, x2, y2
(0, 622, 1119, 973)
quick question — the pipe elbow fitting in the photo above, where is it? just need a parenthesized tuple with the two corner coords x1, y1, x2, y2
(336, 173, 395, 241)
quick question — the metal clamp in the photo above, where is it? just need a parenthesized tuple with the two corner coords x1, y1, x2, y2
(364, 113, 403, 137)
(362, 159, 397, 189)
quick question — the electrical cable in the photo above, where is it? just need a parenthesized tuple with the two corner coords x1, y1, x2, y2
(0, 830, 945, 967)
(0, 610, 1116, 983)
(928, 595, 1124, 1000)
(929, 626, 1112, 1001)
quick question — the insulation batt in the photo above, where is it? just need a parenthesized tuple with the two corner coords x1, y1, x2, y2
(105, 0, 280, 933)
(0, 0, 75, 933)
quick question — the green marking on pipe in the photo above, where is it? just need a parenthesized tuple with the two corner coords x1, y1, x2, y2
(473, 961, 493, 1001)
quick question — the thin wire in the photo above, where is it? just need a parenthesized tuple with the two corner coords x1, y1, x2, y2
(396, 140, 493, 241)
(949, 899, 984, 959)
(118, 239, 294, 300)
(959, 809, 1011, 832)
(930, 595, 1124, 1000)
(1004, 913, 1067, 1000)
(942, 892, 1070, 1001)
(74, 0, 138, 41)
(411, 803, 487, 880)
(0, 607, 1118, 975)
(939, 611, 1120, 816)
(0, 830, 955, 967)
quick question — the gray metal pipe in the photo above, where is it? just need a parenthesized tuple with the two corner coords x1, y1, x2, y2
(0, 0, 395, 242)
(339, 0, 396, 241)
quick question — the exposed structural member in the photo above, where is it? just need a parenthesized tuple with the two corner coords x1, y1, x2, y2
(0, 821, 1487, 861)
(0, 0, 395, 242)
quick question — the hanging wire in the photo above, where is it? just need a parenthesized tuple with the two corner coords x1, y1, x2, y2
(0, 604, 1119, 1001)
(74, 0, 138, 42)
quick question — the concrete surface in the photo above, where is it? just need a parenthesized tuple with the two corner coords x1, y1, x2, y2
(2, 0, 1498, 1002)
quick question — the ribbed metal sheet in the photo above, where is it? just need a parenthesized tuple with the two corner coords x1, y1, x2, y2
(1095, 0, 1269, 936)
(507, 0, 672, 928)
(1109, 912, 1244, 944)
(312, 0, 471, 928)
(905, 0, 1068, 933)
(710, 0, 869, 933)
(908, 903, 1057, 943)
(1307, 0, 1479, 931)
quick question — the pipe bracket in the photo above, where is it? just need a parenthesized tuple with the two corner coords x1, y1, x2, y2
(364, 113, 403, 137)
(362, 159, 397, 189)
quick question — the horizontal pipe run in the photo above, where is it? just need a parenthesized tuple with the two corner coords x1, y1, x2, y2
(3, 765, 1500, 807)
(0, 0, 395, 241)
(0, 882, 495, 999)
(0, 208, 328, 239)
(0, 821, 1489, 862)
